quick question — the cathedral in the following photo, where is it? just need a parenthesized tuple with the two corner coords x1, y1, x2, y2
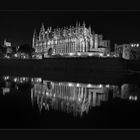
(32, 22, 110, 58)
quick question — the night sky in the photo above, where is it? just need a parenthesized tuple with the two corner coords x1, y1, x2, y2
(0, 11, 140, 49)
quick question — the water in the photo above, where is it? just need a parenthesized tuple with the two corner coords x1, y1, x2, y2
(0, 75, 140, 129)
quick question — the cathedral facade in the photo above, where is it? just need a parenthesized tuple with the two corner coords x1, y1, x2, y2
(32, 22, 110, 58)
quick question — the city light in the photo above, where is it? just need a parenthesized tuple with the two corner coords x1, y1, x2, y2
(31, 78, 34, 83)
(2, 88, 10, 95)
(4, 55, 10, 59)
(3, 76, 9, 80)
(129, 96, 138, 101)
(87, 84, 93, 88)
(99, 84, 103, 88)
(78, 97, 81, 102)
(113, 54, 116, 57)
(106, 84, 110, 88)
(14, 54, 18, 57)
(76, 83, 81, 87)
(77, 53, 81, 56)
(88, 53, 93, 56)
(23, 77, 26, 81)
(99, 53, 103, 57)
(14, 78, 17, 82)
(36, 78, 42, 82)
(68, 83, 73, 87)
(58, 83, 62, 86)
(69, 53, 75, 56)
(131, 43, 139, 48)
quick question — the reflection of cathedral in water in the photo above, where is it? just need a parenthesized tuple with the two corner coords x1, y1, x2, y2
(30, 78, 139, 117)
(0, 76, 139, 117)
(31, 79, 110, 116)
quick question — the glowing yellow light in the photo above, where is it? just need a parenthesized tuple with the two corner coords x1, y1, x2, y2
(88, 53, 93, 56)
(76, 83, 81, 87)
(77, 53, 81, 56)
(58, 83, 62, 85)
(5, 76, 9, 80)
(23, 77, 26, 81)
(14, 78, 17, 82)
(36, 78, 42, 82)
(14, 54, 18, 57)
(31, 78, 34, 82)
(99, 84, 103, 88)
(87, 84, 92, 88)
(78, 97, 81, 101)
(69, 53, 74, 56)
(99, 53, 103, 56)
(106, 84, 110, 88)
(68, 83, 73, 87)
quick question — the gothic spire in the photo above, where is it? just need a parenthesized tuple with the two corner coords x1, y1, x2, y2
(83, 21, 86, 28)
(33, 28, 37, 37)
(32, 28, 37, 48)
(49, 26, 52, 32)
(40, 23, 45, 33)
(88, 25, 91, 34)
(78, 22, 80, 27)
(76, 21, 78, 27)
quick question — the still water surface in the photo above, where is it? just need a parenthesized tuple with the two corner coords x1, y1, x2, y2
(0, 75, 140, 129)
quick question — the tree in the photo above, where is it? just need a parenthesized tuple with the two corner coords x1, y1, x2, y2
(18, 44, 35, 55)
(0, 45, 6, 57)
(12, 47, 17, 54)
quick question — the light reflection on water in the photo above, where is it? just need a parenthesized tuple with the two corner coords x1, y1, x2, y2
(0, 75, 140, 117)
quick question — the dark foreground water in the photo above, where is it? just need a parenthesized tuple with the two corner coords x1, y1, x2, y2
(0, 74, 140, 129)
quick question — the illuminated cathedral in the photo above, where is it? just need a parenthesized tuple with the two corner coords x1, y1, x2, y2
(32, 22, 110, 59)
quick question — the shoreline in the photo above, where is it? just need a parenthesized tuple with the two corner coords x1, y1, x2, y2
(0, 57, 140, 84)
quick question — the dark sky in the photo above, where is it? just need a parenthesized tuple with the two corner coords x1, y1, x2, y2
(0, 11, 140, 48)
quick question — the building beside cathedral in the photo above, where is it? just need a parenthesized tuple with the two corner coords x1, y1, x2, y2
(32, 22, 110, 59)
(115, 43, 140, 60)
